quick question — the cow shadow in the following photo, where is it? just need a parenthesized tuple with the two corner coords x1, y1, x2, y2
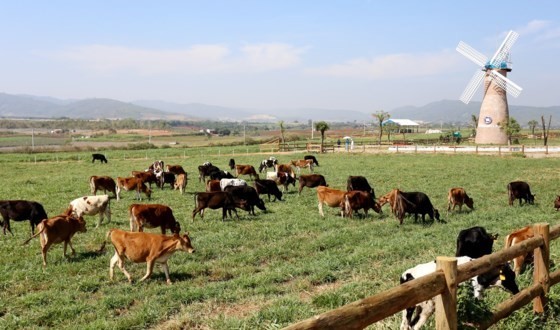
(72, 249, 106, 262)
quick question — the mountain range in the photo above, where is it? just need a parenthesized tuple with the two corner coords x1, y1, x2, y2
(0, 92, 557, 126)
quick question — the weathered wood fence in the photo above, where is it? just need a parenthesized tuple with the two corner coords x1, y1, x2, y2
(284, 223, 560, 330)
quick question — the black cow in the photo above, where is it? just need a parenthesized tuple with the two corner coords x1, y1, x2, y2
(224, 185, 266, 215)
(0, 200, 48, 235)
(192, 191, 241, 221)
(304, 155, 319, 166)
(298, 174, 327, 194)
(254, 179, 283, 202)
(92, 153, 108, 163)
(346, 176, 376, 199)
(258, 157, 278, 173)
(228, 158, 236, 170)
(209, 170, 235, 180)
(508, 181, 535, 206)
(456, 226, 498, 258)
(157, 171, 176, 189)
(198, 163, 220, 183)
(401, 191, 440, 223)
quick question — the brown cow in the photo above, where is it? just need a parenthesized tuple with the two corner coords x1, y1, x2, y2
(90, 175, 117, 198)
(192, 191, 241, 221)
(447, 187, 474, 212)
(274, 163, 295, 178)
(235, 164, 259, 180)
(555, 196, 560, 211)
(205, 179, 221, 192)
(298, 174, 327, 194)
(291, 159, 314, 174)
(107, 229, 194, 284)
(129, 204, 181, 234)
(23, 214, 87, 267)
(316, 186, 346, 217)
(166, 165, 186, 175)
(505, 226, 534, 274)
(344, 191, 382, 218)
(116, 177, 152, 201)
(132, 170, 159, 188)
(174, 174, 187, 194)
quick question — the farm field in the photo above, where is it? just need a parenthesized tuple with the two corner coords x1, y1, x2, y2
(1, 150, 560, 329)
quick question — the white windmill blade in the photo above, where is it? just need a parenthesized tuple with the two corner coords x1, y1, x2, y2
(456, 41, 487, 67)
(460, 70, 485, 104)
(488, 70, 523, 98)
(489, 30, 519, 67)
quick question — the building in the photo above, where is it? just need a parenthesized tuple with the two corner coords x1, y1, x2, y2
(382, 119, 420, 133)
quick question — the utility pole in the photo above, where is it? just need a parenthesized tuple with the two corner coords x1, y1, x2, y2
(31, 128, 35, 151)
(148, 121, 152, 144)
(311, 120, 314, 139)
(244, 124, 246, 145)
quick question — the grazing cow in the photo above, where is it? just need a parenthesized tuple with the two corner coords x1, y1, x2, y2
(258, 157, 278, 173)
(400, 256, 519, 330)
(347, 176, 376, 198)
(174, 174, 187, 194)
(116, 177, 152, 201)
(456, 226, 497, 258)
(275, 163, 295, 178)
(106, 229, 194, 284)
(90, 175, 117, 198)
(219, 178, 247, 191)
(228, 158, 236, 170)
(344, 191, 382, 218)
(291, 159, 314, 174)
(209, 170, 235, 180)
(129, 204, 181, 234)
(275, 171, 297, 192)
(156, 171, 176, 190)
(65, 195, 111, 228)
(205, 179, 222, 192)
(224, 185, 266, 215)
(505, 226, 534, 274)
(192, 191, 241, 221)
(298, 174, 327, 194)
(555, 196, 560, 211)
(235, 164, 259, 180)
(166, 165, 186, 175)
(254, 179, 283, 202)
(22, 214, 87, 267)
(316, 186, 346, 217)
(92, 153, 108, 163)
(447, 187, 474, 212)
(379, 189, 440, 225)
(148, 160, 164, 172)
(507, 181, 535, 206)
(198, 163, 220, 183)
(132, 170, 159, 188)
(0, 200, 48, 235)
(304, 155, 319, 166)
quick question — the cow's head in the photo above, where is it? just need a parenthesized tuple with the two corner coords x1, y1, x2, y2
(258, 162, 267, 173)
(372, 201, 383, 214)
(555, 196, 560, 210)
(73, 216, 87, 233)
(170, 221, 181, 234)
(465, 197, 474, 210)
(528, 194, 536, 205)
(433, 209, 441, 221)
(473, 263, 519, 299)
(178, 232, 195, 253)
(256, 198, 266, 211)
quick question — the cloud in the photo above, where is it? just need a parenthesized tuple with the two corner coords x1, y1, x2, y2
(305, 50, 461, 80)
(516, 20, 551, 36)
(52, 43, 306, 75)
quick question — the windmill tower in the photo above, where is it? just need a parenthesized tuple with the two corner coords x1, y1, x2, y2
(457, 31, 523, 144)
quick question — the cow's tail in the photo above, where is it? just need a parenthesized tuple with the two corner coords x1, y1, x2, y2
(504, 233, 514, 249)
(193, 193, 199, 209)
(344, 194, 351, 218)
(22, 221, 47, 245)
(128, 204, 137, 231)
(89, 176, 95, 194)
(63, 204, 74, 216)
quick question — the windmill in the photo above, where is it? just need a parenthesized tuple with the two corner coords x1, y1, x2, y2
(457, 30, 523, 144)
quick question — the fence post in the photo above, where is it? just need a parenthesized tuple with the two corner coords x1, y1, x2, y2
(533, 223, 550, 313)
(498, 146, 501, 156)
(396, 145, 399, 153)
(435, 257, 458, 330)
(476, 145, 478, 154)
(522, 145, 525, 155)
(433, 145, 436, 153)
(546, 145, 549, 155)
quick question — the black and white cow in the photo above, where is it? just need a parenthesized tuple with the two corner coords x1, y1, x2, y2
(219, 178, 247, 191)
(258, 157, 278, 173)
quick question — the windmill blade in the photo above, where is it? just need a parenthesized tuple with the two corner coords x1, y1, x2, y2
(489, 30, 519, 67)
(488, 70, 523, 98)
(460, 70, 485, 104)
(456, 41, 487, 67)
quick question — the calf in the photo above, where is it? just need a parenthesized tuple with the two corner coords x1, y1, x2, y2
(344, 191, 382, 218)
(156, 171, 176, 190)
(205, 179, 222, 192)
(447, 187, 474, 212)
(65, 195, 111, 228)
(379, 189, 440, 225)
(304, 155, 319, 166)
(456, 226, 497, 258)
(92, 153, 108, 163)
(275, 163, 295, 178)
(219, 178, 247, 191)
(347, 176, 376, 199)
(116, 177, 152, 201)
(235, 164, 259, 180)
(316, 186, 346, 217)
(90, 175, 117, 198)
(129, 204, 181, 234)
(198, 163, 220, 183)
(132, 170, 159, 189)
(508, 181, 535, 206)
(291, 159, 314, 174)
(166, 164, 186, 175)
(107, 229, 194, 284)
(258, 157, 278, 173)
(298, 174, 328, 194)
(505, 226, 534, 274)
(400, 256, 518, 330)
(22, 214, 87, 267)
(254, 179, 283, 202)
(192, 191, 240, 221)
(174, 174, 187, 194)
(0, 200, 48, 235)
(224, 185, 266, 215)
(275, 171, 296, 192)
(228, 158, 236, 170)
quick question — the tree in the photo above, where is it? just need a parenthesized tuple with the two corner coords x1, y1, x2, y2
(471, 114, 478, 137)
(541, 115, 552, 146)
(384, 122, 398, 142)
(279, 121, 286, 144)
(314, 121, 330, 153)
(499, 117, 521, 145)
(528, 120, 538, 136)
(372, 111, 390, 145)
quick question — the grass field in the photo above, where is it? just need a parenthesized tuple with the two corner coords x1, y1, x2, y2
(1, 150, 560, 329)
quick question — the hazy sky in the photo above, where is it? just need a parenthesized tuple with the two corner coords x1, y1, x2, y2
(1, 1, 559, 112)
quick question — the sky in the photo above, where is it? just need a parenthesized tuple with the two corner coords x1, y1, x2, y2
(1, 1, 559, 113)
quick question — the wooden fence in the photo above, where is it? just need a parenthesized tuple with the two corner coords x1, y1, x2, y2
(284, 223, 560, 330)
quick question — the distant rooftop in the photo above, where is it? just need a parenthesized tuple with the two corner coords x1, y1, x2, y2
(382, 119, 419, 126)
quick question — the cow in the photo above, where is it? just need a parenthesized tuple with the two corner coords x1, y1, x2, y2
(258, 157, 278, 173)
(22, 214, 87, 267)
(456, 226, 498, 258)
(209, 170, 235, 180)
(198, 163, 220, 183)
(555, 196, 560, 211)
(447, 187, 474, 212)
(298, 174, 327, 194)
(275, 163, 295, 178)
(346, 176, 376, 199)
(505, 226, 534, 275)
(291, 159, 314, 174)
(90, 175, 117, 198)
(275, 171, 297, 192)
(224, 185, 266, 215)
(235, 164, 259, 180)
(92, 153, 108, 163)
(0, 200, 48, 235)
(205, 179, 222, 192)
(132, 170, 159, 189)
(129, 204, 181, 234)
(116, 177, 152, 201)
(228, 158, 236, 170)
(304, 155, 319, 166)
(155, 171, 176, 190)
(148, 160, 164, 172)
(166, 165, 186, 175)
(400, 256, 519, 330)
(379, 189, 440, 225)
(65, 195, 111, 228)
(254, 179, 283, 202)
(507, 181, 535, 206)
(343, 191, 382, 218)
(219, 178, 247, 191)
(192, 191, 241, 221)
(106, 229, 194, 284)
(174, 174, 187, 194)
(316, 186, 346, 217)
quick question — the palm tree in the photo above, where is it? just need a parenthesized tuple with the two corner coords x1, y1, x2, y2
(279, 120, 286, 145)
(471, 114, 478, 137)
(372, 111, 390, 145)
(528, 120, 538, 136)
(314, 121, 330, 153)
(499, 117, 521, 146)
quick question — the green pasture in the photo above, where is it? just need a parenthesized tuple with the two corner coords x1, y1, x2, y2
(1, 150, 560, 329)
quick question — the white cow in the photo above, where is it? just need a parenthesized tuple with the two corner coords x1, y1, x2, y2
(65, 195, 111, 228)
(219, 178, 247, 191)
